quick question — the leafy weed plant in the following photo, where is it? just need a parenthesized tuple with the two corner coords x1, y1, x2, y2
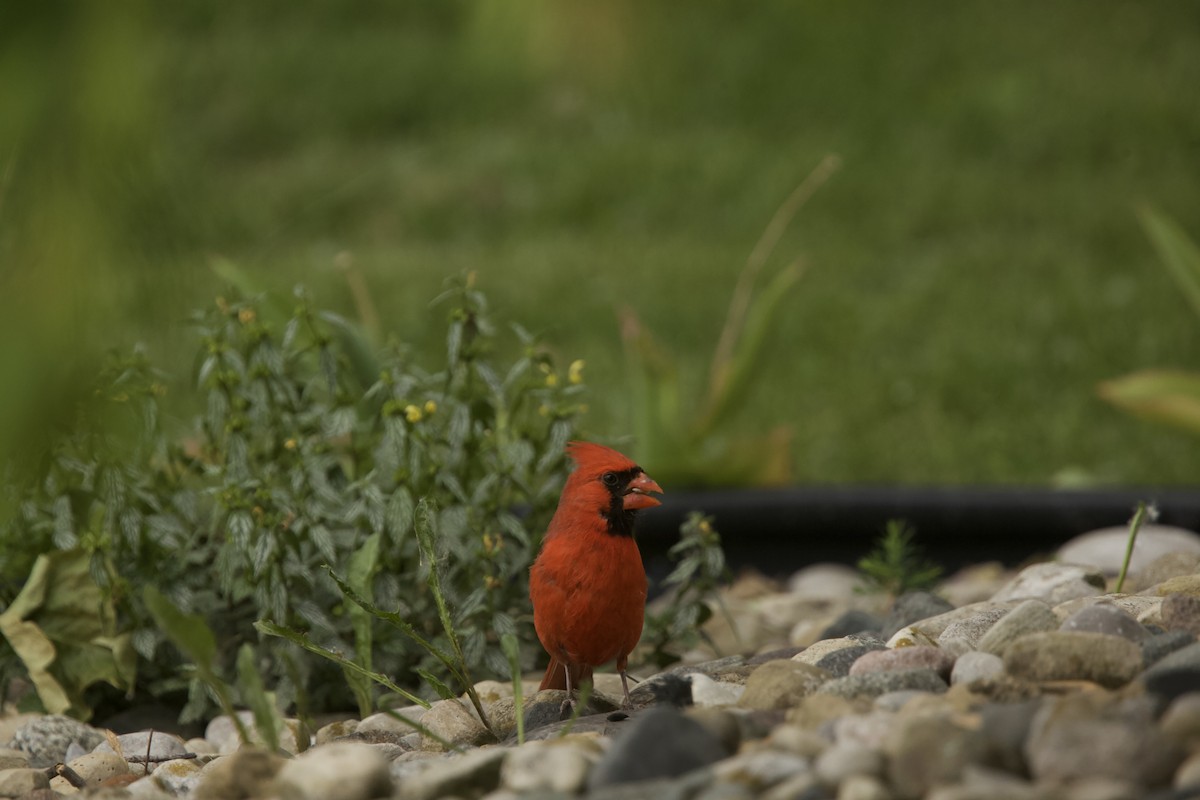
(0, 275, 587, 720)
(641, 512, 733, 669)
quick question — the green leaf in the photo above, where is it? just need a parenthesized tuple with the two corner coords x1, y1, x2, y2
(1098, 369, 1200, 435)
(0, 549, 136, 719)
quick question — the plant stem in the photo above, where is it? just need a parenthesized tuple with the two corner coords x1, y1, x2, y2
(1114, 502, 1149, 594)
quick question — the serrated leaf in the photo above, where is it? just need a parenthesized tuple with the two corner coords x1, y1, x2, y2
(386, 488, 415, 544)
(416, 669, 456, 700)
(536, 422, 571, 472)
(255, 621, 430, 710)
(310, 524, 337, 564)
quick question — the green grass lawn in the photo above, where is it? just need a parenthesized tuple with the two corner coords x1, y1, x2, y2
(4, 0, 1199, 486)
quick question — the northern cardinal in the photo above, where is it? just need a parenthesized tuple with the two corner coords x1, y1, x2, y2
(529, 441, 663, 708)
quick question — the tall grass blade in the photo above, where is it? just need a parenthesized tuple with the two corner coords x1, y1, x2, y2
(413, 499, 494, 734)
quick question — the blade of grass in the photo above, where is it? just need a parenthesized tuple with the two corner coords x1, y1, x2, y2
(500, 633, 525, 745)
(235, 644, 280, 752)
(414, 498, 494, 736)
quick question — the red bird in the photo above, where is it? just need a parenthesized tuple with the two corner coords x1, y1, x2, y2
(529, 441, 663, 708)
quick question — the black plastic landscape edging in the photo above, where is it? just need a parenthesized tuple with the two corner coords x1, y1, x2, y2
(635, 485, 1200, 581)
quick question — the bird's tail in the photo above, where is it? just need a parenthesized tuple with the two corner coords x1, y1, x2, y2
(539, 657, 593, 692)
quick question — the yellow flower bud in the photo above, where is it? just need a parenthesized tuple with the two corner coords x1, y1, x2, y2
(404, 404, 423, 423)
(568, 359, 585, 384)
(424, 400, 438, 415)
(544, 373, 559, 387)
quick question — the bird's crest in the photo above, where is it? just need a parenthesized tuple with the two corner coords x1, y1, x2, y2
(565, 441, 639, 473)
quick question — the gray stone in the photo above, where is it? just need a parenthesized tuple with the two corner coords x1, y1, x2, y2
(1161, 593, 1200, 635)
(203, 711, 301, 754)
(194, 748, 286, 800)
(10, 714, 105, 768)
(788, 563, 866, 602)
(936, 607, 1017, 651)
(817, 668, 948, 699)
(849, 645, 954, 679)
(687, 674, 746, 707)
(1058, 524, 1200, 575)
(874, 689, 932, 711)
(738, 660, 830, 710)
(989, 563, 1106, 605)
(1134, 551, 1200, 591)
(419, 699, 495, 751)
(0, 749, 28, 770)
(275, 741, 393, 800)
(833, 711, 897, 750)
(884, 712, 987, 799)
(835, 774, 893, 800)
(47, 751, 130, 792)
(501, 739, 595, 793)
(151, 758, 204, 797)
(1177, 751, 1200, 790)
(814, 644, 886, 678)
(587, 706, 731, 790)
(977, 599, 1060, 655)
(796, 636, 875, 666)
(813, 742, 884, 788)
(1160, 692, 1200, 752)
(95, 730, 189, 772)
(978, 700, 1042, 776)
(1059, 602, 1150, 642)
(1025, 692, 1183, 785)
(710, 750, 812, 791)
(880, 591, 956, 639)
(950, 651, 1005, 685)
(1141, 641, 1200, 703)
(1142, 630, 1196, 668)
(316, 718, 361, 745)
(0, 767, 49, 797)
(392, 747, 505, 800)
(818, 609, 883, 640)
(1003, 631, 1143, 688)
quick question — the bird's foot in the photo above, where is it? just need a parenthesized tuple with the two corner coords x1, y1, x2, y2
(558, 695, 577, 718)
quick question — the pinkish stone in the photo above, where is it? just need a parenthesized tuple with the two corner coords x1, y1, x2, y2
(848, 646, 955, 680)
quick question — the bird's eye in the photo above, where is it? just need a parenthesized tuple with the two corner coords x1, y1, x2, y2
(601, 471, 619, 487)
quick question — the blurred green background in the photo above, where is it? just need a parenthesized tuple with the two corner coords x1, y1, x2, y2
(3, 0, 1198, 487)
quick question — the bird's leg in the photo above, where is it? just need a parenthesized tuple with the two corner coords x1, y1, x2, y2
(559, 662, 575, 717)
(619, 669, 633, 709)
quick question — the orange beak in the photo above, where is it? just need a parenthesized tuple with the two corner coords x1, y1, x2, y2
(622, 472, 664, 510)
